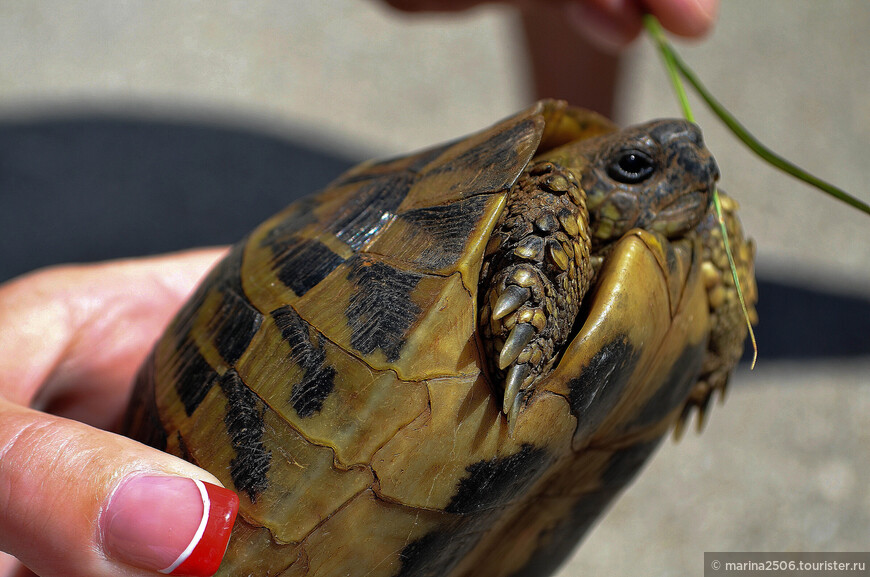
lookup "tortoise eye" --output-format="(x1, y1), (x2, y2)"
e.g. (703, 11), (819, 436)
(607, 150), (656, 184)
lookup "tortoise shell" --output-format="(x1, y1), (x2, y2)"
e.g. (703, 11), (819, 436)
(124, 100), (756, 577)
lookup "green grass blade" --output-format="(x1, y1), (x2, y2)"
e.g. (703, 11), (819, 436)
(713, 192), (758, 369)
(644, 15), (758, 367)
(644, 16), (870, 216)
(643, 15), (694, 122)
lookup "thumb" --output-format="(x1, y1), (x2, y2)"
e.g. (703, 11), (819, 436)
(0, 399), (238, 577)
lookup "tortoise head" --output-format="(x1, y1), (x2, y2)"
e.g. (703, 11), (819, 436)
(545, 119), (719, 247)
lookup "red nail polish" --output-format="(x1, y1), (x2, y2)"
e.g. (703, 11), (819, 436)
(161, 481), (239, 576)
(102, 476), (239, 577)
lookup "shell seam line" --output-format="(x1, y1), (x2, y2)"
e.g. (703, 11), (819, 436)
(210, 294), (437, 474)
(225, 362), (417, 474)
(243, 271), (478, 383)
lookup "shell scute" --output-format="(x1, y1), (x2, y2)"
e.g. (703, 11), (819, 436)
(627, 338), (708, 431)
(176, 369), (375, 544)
(397, 105), (546, 212)
(372, 374), (573, 511)
(292, 257), (478, 380)
(326, 140), (453, 188)
(564, 335), (641, 441)
(477, 439), (661, 577)
(325, 172), (415, 252)
(536, 100), (617, 152)
(363, 193), (505, 285)
(234, 305), (429, 467)
(291, 489), (448, 577)
(372, 374), (519, 511)
(153, 243), (261, 418)
(217, 520), (302, 577)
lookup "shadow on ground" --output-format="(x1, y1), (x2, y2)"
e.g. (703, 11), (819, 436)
(2, 114), (868, 363)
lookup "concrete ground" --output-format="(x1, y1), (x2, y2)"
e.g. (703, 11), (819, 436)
(1, 1), (867, 575)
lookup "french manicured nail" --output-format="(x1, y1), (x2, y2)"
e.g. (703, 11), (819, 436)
(101, 476), (239, 576)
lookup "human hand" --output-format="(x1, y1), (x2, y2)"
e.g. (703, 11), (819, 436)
(383, 0), (719, 50)
(0, 249), (240, 577)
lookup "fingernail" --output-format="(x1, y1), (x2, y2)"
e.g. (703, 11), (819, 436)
(101, 476), (239, 577)
(690, 0), (718, 22)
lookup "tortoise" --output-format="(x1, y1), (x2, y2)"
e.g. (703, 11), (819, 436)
(123, 99), (757, 577)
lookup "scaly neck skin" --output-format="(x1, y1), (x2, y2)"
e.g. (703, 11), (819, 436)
(478, 159), (593, 424)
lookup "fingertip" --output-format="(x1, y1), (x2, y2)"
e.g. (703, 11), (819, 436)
(565, 1), (643, 53)
(688, 0), (719, 29)
(643, 0), (719, 38)
(0, 402), (231, 577)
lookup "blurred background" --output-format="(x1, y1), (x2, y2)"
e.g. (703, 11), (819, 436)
(1, 0), (867, 574)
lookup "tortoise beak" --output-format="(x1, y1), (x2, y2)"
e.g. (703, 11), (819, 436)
(677, 124), (719, 212)
(683, 122), (719, 189)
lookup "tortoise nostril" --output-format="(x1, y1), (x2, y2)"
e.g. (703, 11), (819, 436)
(651, 120), (698, 145)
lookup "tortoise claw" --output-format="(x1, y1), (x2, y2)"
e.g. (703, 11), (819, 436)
(503, 363), (529, 415)
(499, 323), (535, 370)
(492, 285), (530, 320)
(506, 389), (524, 437)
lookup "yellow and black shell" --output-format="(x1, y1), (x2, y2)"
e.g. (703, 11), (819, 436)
(124, 100), (756, 577)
